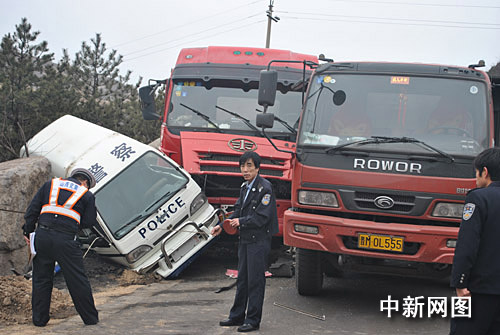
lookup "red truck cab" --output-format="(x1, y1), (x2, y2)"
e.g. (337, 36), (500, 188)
(258, 60), (499, 295)
(140, 46), (318, 235)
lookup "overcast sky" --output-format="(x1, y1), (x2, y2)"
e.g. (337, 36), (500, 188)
(1, 0), (499, 84)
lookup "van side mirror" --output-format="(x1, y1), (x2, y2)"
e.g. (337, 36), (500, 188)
(139, 85), (161, 120)
(258, 70), (278, 107)
(256, 113), (275, 129)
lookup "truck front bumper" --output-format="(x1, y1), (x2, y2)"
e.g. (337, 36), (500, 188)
(284, 210), (459, 264)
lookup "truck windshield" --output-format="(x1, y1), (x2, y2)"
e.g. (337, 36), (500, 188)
(94, 151), (189, 239)
(298, 74), (489, 157)
(166, 79), (303, 136)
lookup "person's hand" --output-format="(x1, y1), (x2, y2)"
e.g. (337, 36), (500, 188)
(22, 223), (33, 238)
(210, 225), (222, 236)
(229, 218), (240, 228)
(456, 288), (471, 297)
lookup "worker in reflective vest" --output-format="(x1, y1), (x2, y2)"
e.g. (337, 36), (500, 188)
(23, 168), (99, 327)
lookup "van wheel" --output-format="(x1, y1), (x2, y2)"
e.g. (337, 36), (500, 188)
(296, 248), (323, 296)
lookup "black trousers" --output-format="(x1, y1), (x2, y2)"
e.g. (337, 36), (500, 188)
(228, 237), (271, 326)
(450, 293), (500, 335)
(32, 227), (98, 326)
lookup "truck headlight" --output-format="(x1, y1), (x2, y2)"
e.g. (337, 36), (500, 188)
(432, 202), (463, 218)
(190, 193), (207, 216)
(126, 245), (152, 263)
(298, 190), (339, 207)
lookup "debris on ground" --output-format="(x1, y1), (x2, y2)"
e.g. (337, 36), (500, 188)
(0, 251), (163, 326)
(0, 274), (75, 326)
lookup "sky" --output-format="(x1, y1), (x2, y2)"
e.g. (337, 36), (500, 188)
(1, 0), (499, 85)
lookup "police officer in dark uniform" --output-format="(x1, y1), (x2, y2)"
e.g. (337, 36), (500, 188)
(211, 151), (278, 332)
(23, 168), (99, 327)
(450, 148), (500, 335)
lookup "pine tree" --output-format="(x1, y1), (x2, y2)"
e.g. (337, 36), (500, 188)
(71, 33), (132, 126)
(69, 33), (158, 143)
(0, 18), (54, 161)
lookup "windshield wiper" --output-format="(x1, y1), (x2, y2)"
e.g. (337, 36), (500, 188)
(145, 191), (173, 212)
(325, 136), (455, 162)
(115, 212), (150, 237)
(179, 103), (222, 132)
(115, 191), (173, 237)
(255, 108), (296, 134)
(215, 105), (261, 133)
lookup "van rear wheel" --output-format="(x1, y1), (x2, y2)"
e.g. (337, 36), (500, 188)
(296, 248), (323, 296)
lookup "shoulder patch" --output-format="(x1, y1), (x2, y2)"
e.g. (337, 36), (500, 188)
(262, 194), (271, 206)
(462, 203), (476, 221)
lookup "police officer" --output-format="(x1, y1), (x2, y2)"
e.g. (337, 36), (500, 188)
(450, 148), (500, 335)
(23, 168), (99, 327)
(211, 151), (278, 332)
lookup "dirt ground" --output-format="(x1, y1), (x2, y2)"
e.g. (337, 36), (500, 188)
(0, 251), (162, 327)
(0, 238), (286, 328)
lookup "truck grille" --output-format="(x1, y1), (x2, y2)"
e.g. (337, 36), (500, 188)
(200, 165), (283, 177)
(199, 153), (285, 177)
(200, 153), (285, 166)
(353, 191), (415, 212)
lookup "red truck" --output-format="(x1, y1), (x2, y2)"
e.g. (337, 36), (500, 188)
(139, 46), (318, 234)
(257, 60), (500, 295)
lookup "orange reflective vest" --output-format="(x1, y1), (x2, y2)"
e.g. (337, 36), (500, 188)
(40, 178), (88, 224)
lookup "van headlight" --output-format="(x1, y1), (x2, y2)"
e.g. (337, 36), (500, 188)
(190, 193), (207, 215)
(126, 245), (152, 263)
(298, 190), (339, 207)
(432, 202), (463, 218)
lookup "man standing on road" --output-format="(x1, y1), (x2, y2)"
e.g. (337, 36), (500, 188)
(211, 151), (278, 332)
(23, 168), (99, 327)
(450, 148), (500, 335)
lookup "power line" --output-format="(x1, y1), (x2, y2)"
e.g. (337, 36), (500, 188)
(324, 0), (500, 9)
(276, 11), (500, 27)
(123, 12), (262, 57)
(280, 15), (500, 30)
(112, 0), (262, 48)
(122, 19), (266, 63)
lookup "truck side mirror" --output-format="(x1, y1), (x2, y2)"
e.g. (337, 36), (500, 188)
(258, 70), (278, 107)
(256, 113), (275, 129)
(333, 90), (346, 106)
(139, 85), (161, 120)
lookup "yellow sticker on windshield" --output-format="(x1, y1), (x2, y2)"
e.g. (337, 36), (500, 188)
(390, 76), (410, 85)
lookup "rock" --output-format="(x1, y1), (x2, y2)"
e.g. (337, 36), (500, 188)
(0, 157), (51, 275)
(0, 247), (30, 276)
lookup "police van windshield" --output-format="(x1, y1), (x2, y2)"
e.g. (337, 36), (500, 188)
(95, 151), (189, 239)
(299, 74), (489, 157)
(166, 79), (303, 136)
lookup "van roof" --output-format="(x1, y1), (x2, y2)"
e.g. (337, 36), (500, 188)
(24, 115), (153, 190)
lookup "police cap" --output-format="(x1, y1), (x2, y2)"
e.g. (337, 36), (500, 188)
(70, 168), (96, 189)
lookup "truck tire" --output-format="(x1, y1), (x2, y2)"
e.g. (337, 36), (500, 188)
(296, 248), (323, 296)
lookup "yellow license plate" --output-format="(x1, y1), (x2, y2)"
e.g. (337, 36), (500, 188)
(358, 233), (404, 252)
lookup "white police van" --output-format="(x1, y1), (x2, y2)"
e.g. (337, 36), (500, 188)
(21, 115), (221, 278)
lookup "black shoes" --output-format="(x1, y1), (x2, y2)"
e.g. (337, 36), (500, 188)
(237, 323), (260, 332)
(219, 318), (244, 326)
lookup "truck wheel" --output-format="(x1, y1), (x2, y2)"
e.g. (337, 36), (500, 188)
(296, 248), (323, 296)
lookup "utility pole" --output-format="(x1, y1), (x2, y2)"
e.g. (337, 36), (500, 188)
(265, 0), (280, 48)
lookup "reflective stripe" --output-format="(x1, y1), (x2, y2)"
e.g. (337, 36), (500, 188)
(41, 205), (82, 222)
(40, 178), (88, 224)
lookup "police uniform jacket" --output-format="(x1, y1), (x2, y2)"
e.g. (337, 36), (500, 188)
(230, 174), (278, 244)
(451, 181), (500, 294)
(23, 177), (98, 236)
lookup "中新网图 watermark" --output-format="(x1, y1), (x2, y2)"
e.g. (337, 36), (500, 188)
(380, 295), (471, 318)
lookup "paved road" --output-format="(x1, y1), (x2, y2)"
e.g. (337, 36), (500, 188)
(3, 244), (453, 335)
